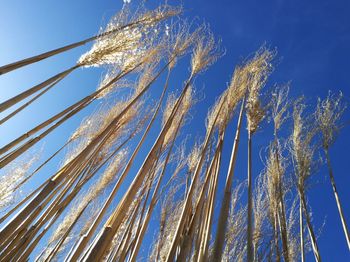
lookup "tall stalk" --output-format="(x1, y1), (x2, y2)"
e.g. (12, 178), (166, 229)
(299, 196), (305, 262)
(212, 99), (245, 262)
(247, 130), (254, 261)
(197, 132), (224, 262)
(324, 149), (350, 249)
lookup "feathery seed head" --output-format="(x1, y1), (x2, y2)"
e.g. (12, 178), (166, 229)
(78, 26), (144, 68)
(264, 141), (286, 215)
(206, 90), (227, 134)
(166, 20), (201, 69)
(187, 142), (201, 173)
(245, 47), (276, 133)
(163, 87), (194, 146)
(190, 25), (223, 75)
(134, 62), (159, 96)
(78, 4), (179, 68)
(226, 66), (248, 109)
(315, 91), (346, 149)
(253, 173), (268, 247)
(291, 99), (317, 188)
(270, 84), (290, 135)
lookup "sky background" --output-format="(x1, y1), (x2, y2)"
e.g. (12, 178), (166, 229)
(0, 0), (350, 261)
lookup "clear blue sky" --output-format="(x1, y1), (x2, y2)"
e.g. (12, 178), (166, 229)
(0, 0), (349, 261)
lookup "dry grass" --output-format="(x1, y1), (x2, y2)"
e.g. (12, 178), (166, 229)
(0, 3), (348, 261)
(315, 91), (346, 149)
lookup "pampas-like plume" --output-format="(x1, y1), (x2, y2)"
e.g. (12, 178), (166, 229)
(166, 20), (201, 69)
(77, 26), (144, 68)
(246, 47), (275, 134)
(190, 25), (223, 76)
(315, 91), (349, 250)
(286, 198), (301, 262)
(264, 141), (289, 261)
(315, 91), (346, 148)
(163, 86), (193, 147)
(271, 85), (290, 136)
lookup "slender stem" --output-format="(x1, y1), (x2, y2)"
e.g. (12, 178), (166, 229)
(247, 130), (253, 262)
(0, 66), (77, 113)
(324, 148), (350, 250)
(299, 194), (305, 262)
(300, 191), (321, 262)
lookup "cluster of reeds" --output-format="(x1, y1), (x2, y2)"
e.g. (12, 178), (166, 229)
(0, 2), (348, 262)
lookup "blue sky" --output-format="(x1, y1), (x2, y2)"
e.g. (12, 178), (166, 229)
(0, 0), (350, 260)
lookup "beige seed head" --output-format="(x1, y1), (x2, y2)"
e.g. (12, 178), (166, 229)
(165, 20), (201, 69)
(315, 91), (346, 149)
(245, 46), (276, 133)
(187, 142), (201, 173)
(291, 99), (317, 188)
(162, 87), (193, 146)
(206, 90), (227, 133)
(190, 25), (223, 75)
(78, 26), (144, 68)
(270, 84), (290, 135)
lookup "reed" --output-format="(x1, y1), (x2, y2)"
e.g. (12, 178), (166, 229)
(315, 91), (350, 250)
(291, 99), (321, 262)
(1, 5), (348, 260)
